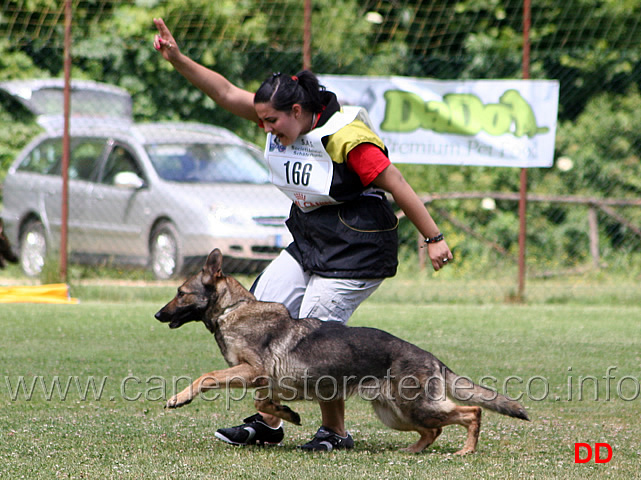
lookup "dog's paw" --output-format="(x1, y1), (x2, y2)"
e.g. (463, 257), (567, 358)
(288, 410), (302, 426)
(278, 405), (301, 425)
(165, 394), (192, 409)
(453, 447), (476, 456)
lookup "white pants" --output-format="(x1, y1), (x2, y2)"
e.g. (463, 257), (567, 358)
(252, 250), (383, 324)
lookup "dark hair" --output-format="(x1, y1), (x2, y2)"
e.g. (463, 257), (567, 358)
(254, 70), (326, 113)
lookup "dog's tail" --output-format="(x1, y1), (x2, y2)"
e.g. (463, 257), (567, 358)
(443, 366), (530, 421)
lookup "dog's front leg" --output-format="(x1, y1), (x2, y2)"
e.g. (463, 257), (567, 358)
(166, 363), (263, 409)
(254, 391), (302, 426)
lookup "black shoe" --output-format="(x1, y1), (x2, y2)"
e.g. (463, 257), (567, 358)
(298, 426), (354, 452)
(214, 413), (284, 446)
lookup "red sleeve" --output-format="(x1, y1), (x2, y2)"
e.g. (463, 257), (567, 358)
(346, 143), (391, 186)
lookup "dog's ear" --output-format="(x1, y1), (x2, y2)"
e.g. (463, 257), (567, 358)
(201, 248), (224, 287)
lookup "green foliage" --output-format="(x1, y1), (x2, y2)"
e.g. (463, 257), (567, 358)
(0, 40), (47, 81)
(0, 108), (41, 183)
(0, 42), (44, 182)
(555, 86), (641, 198)
(0, 40), (47, 177)
(546, 86), (641, 257)
(1, 0), (641, 271)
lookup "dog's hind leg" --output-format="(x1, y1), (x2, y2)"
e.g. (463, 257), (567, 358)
(254, 394), (301, 426)
(387, 400), (481, 454)
(453, 406), (482, 455)
(372, 400), (443, 453)
(402, 427), (443, 454)
(437, 405), (482, 455)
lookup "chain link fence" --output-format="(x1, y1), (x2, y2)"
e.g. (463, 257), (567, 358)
(1, 0), (640, 292)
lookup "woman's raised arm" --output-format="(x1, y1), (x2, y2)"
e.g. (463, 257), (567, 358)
(153, 18), (258, 123)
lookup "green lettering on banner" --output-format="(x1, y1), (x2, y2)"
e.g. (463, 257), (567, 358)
(481, 103), (513, 136)
(500, 89), (548, 138)
(444, 93), (484, 135)
(380, 89), (550, 138)
(381, 90), (423, 132)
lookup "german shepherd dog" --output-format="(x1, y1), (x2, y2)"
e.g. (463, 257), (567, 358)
(0, 219), (18, 269)
(155, 249), (529, 454)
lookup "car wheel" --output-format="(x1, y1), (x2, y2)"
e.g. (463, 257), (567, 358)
(149, 222), (183, 280)
(20, 219), (47, 277)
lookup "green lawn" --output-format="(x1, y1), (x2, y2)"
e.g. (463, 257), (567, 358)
(0, 274), (639, 479)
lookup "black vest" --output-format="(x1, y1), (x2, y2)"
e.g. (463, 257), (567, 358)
(284, 92), (398, 278)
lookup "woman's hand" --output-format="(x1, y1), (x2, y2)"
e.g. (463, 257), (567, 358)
(426, 240), (453, 271)
(153, 18), (180, 62)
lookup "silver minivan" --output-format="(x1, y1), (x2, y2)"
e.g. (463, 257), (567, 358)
(1, 79), (292, 279)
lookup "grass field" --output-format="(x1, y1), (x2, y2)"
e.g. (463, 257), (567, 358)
(1, 273), (640, 479)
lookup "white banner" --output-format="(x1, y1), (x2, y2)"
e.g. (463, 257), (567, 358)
(318, 75), (559, 168)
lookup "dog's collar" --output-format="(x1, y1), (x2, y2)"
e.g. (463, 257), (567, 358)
(203, 298), (252, 334)
(221, 298), (251, 316)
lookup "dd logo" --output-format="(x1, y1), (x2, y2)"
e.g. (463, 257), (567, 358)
(574, 443), (613, 464)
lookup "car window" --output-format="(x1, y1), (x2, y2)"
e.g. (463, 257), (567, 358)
(16, 138), (106, 179)
(17, 138), (61, 174)
(146, 143), (269, 184)
(68, 140), (106, 180)
(101, 145), (142, 185)
(26, 87), (132, 119)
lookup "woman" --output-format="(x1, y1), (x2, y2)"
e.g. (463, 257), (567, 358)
(153, 17), (453, 452)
